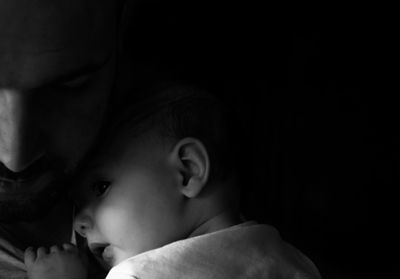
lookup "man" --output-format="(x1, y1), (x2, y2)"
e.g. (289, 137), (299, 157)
(0, 0), (127, 278)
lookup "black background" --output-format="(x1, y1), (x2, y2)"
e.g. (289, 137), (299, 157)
(121, 1), (393, 278)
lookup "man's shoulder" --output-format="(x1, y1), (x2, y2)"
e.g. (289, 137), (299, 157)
(0, 227), (26, 279)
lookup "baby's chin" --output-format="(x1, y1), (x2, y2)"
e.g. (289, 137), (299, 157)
(110, 247), (140, 267)
(111, 240), (172, 267)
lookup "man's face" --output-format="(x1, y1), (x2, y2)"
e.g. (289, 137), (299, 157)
(0, 0), (118, 221)
(73, 133), (187, 268)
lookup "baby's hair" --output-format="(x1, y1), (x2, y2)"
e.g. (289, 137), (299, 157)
(110, 84), (240, 183)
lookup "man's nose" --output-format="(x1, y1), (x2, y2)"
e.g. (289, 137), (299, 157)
(0, 89), (43, 172)
(73, 210), (93, 238)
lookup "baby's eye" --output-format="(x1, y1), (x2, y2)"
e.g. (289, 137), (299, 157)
(92, 181), (111, 197)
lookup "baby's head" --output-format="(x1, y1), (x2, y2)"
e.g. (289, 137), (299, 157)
(72, 85), (240, 268)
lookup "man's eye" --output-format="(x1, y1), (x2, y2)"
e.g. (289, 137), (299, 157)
(40, 75), (91, 95)
(92, 181), (111, 197)
(60, 75), (90, 88)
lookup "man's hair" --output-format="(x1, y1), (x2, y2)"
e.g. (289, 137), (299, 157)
(109, 84), (240, 183)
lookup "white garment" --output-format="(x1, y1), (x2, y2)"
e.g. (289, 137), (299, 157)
(106, 222), (321, 279)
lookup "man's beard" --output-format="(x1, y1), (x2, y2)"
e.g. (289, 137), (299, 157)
(0, 179), (69, 223)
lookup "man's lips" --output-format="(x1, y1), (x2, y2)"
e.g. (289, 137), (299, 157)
(0, 170), (59, 197)
(0, 157), (64, 196)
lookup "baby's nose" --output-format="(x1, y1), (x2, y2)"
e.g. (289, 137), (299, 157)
(73, 212), (93, 238)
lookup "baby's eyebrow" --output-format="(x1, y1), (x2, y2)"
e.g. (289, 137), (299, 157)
(83, 162), (104, 173)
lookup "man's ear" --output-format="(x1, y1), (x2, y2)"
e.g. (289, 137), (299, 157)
(171, 138), (210, 198)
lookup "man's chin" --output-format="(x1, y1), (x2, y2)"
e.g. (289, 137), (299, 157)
(0, 181), (67, 223)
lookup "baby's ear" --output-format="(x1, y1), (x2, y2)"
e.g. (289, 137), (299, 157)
(170, 138), (210, 198)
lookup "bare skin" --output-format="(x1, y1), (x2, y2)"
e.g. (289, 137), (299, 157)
(24, 243), (87, 279)
(0, 0), (118, 251)
(22, 93), (243, 278)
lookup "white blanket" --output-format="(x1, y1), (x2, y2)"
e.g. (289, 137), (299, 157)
(106, 222), (321, 279)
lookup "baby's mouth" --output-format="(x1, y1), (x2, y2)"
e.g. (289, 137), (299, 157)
(88, 243), (114, 267)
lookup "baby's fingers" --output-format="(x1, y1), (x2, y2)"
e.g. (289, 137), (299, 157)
(62, 243), (78, 252)
(50, 245), (61, 253)
(24, 247), (36, 267)
(37, 246), (48, 258)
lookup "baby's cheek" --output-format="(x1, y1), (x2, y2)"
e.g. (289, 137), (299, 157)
(96, 204), (128, 235)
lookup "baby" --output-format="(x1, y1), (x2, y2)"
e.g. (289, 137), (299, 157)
(24, 85), (321, 279)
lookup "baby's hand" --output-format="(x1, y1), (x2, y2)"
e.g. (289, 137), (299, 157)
(24, 243), (87, 279)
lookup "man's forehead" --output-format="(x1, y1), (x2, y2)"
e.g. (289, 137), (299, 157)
(0, 0), (117, 88)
